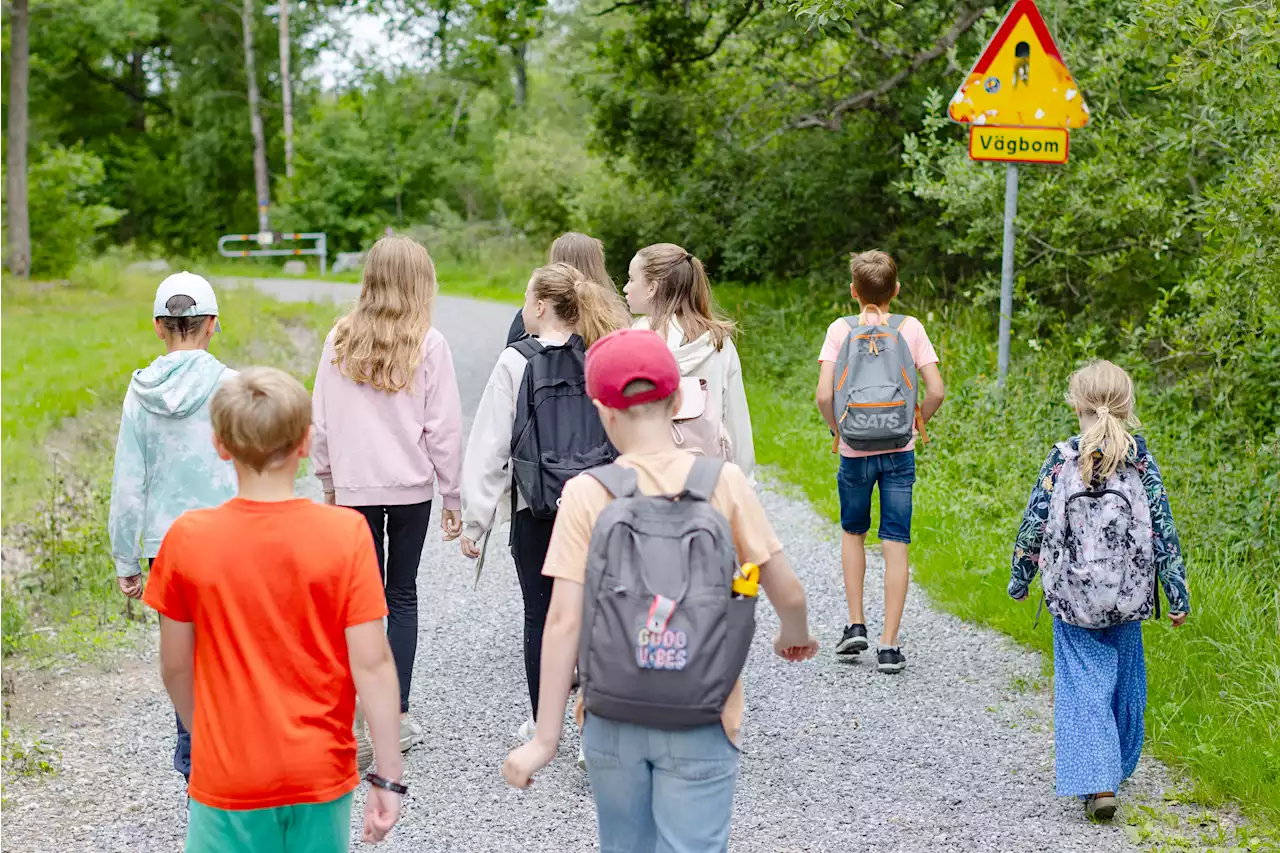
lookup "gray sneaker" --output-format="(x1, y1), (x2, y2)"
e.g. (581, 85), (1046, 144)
(355, 724), (374, 774)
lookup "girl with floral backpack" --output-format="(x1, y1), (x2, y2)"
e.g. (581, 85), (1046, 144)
(1009, 360), (1190, 821)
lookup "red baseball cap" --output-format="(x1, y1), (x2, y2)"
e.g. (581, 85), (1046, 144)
(586, 329), (681, 410)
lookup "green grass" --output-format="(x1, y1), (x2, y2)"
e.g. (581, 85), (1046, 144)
(718, 282), (1279, 828)
(0, 259), (338, 659)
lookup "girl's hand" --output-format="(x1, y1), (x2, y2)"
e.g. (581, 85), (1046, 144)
(1169, 612), (1187, 628)
(774, 633), (819, 662)
(441, 509), (462, 542)
(502, 739), (557, 789)
(460, 536), (481, 559)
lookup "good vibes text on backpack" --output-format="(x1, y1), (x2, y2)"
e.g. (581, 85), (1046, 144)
(1039, 441), (1157, 628)
(510, 336), (616, 519)
(579, 458), (756, 729)
(832, 312), (921, 451)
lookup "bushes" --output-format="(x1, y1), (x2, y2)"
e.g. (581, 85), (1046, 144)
(20, 144), (123, 277)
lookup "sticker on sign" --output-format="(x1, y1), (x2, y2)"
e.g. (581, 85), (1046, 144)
(969, 126), (1068, 164)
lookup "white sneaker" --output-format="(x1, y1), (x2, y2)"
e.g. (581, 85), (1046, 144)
(399, 717), (423, 753)
(577, 746), (587, 771)
(516, 718), (536, 743)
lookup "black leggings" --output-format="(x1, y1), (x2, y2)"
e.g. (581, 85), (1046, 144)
(354, 501), (432, 714)
(510, 510), (556, 720)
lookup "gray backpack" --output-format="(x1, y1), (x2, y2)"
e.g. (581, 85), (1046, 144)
(1039, 441), (1158, 628)
(832, 313), (919, 451)
(579, 458), (757, 729)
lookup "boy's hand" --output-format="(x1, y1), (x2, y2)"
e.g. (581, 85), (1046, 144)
(323, 491), (336, 506)
(118, 574), (144, 599)
(460, 536), (481, 559)
(774, 632), (819, 662)
(441, 510), (462, 542)
(502, 739), (557, 789)
(361, 787), (402, 843)
(1169, 612), (1187, 628)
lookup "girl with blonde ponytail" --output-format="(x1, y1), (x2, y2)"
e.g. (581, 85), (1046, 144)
(460, 262), (625, 761)
(506, 232), (628, 345)
(1008, 360), (1190, 822)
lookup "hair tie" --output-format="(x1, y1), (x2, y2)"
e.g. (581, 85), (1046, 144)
(1095, 406), (1110, 417)
(683, 252), (693, 263)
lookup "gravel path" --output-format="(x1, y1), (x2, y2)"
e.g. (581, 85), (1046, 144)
(2, 279), (1182, 852)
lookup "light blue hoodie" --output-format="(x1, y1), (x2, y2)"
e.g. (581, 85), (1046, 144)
(108, 350), (238, 577)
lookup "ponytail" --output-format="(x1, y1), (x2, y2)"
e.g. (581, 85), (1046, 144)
(530, 262), (628, 348)
(1066, 360), (1140, 484)
(636, 243), (735, 349)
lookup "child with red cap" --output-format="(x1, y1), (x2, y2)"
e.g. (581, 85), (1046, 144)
(501, 328), (818, 853)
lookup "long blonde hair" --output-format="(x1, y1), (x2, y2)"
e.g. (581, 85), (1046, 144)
(1066, 360), (1140, 484)
(636, 243), (735, 350)
(332, 236), (437, 393)
(531, 262), (627, 347)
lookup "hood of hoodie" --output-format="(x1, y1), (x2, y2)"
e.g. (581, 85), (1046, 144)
(130, 350), (229, 418)
(636, 317), (719, 375)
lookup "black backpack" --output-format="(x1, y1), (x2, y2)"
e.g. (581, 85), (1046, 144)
(510, 336), (616, 519)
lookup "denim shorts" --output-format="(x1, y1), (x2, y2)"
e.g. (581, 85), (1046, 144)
(837, 451), (916, 543)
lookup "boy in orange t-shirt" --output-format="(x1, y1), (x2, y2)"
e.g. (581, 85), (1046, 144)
(144, 367), (407, 851)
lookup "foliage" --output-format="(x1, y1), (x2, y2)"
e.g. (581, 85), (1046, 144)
(23, 144), (122, 276)
(1, 724), (60, 778)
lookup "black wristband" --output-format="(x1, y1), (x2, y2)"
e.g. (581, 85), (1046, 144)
(365, 773), (408, 795)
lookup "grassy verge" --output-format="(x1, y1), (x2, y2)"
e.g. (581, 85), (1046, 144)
(720, 283), (1279, 830)
(0, 260), (336, 661)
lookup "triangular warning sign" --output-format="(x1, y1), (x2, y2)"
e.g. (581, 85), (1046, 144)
(948, 0), (1089, 129)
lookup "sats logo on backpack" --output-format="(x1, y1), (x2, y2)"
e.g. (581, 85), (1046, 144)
(636, 627), (689, 671)
(846, 411), (906, 430)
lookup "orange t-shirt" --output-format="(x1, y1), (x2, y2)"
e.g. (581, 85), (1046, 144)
(143, 498), (387, 810)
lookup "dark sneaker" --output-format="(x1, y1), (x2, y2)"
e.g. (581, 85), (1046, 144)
(876, 646), (907, 673)
(836, 624), (869, 656)
(1086, 793), (1118, 821)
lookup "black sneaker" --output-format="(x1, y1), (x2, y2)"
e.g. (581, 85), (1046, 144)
(877, 646), (907, 673)
(836, 624), (869, 656)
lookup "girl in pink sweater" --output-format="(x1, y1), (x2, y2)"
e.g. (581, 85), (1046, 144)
(311, 236), (463, 750)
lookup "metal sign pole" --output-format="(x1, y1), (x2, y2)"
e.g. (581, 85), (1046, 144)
(997, 162), (1019, 389)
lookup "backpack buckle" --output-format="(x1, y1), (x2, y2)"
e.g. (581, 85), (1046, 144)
(646, 595), (677, 633)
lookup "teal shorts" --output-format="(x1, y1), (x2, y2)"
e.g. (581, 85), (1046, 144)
(187, 792), (352, 853)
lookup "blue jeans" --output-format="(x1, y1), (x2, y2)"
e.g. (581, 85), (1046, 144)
(836, 451), (915, 543)
(174, 710), (191, 780)
(583, 715), (740, 853)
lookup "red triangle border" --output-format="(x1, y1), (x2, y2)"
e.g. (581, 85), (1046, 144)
(966, 0), (1065, 77)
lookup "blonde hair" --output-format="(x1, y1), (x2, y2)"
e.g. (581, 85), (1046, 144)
(850, 250), (898, 305)
(636, 243), (735, 350)
(1066, 360), (1140, 484)
(332, 236), (437, 393)
(531, 262), (628, 347)
(211, 367), (312, 473)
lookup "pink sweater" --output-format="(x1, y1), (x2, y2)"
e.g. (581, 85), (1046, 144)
(311, 327), (463, 509)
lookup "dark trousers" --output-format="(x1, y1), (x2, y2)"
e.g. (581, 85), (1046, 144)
(511, 510), (556, 720)
(354, 501), (433, 714)
(174, 711), (190, 780)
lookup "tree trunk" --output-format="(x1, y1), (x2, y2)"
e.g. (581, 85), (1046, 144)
(511, 41), (528, 108)
(279, 0), (294, 180)
(6, 0), (31, 277)
(241, 0), (271, 234)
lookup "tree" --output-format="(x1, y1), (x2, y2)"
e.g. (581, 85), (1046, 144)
(280, 0), (294, 179)
(242, 0), (272, 234)
(6, 0), (31, 276)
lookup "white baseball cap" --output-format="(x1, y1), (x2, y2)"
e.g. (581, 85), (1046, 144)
(154, 271), (221, 331)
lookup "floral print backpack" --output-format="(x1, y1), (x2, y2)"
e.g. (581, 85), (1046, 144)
(1039, 441), (1158, 628)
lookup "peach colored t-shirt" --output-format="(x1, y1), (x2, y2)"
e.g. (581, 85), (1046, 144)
(542, 450), (783, 745)
(818, 313), (939, 458)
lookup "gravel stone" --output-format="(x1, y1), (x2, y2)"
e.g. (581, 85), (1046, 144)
(0, 282), (1182, 852)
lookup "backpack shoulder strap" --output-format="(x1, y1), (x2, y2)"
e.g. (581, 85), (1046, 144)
(588, 464), (638, 499)
(511, 337), (545, 361)
(841, 315), (862, 332)
(890, 314), (911, 330)
(680, 457), (724, 502)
